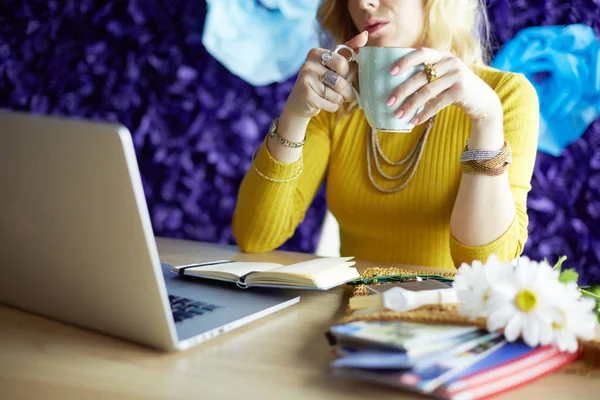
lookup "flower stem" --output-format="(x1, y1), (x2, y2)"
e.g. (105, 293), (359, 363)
(580, 289), (600, 301)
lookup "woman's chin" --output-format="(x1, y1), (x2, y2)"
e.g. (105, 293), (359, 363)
(367, 36), (413, 48)
(367, 36), (388, 47)
(358, 23), (420, 48)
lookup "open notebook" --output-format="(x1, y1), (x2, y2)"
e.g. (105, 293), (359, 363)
(171, 257), (359, 290)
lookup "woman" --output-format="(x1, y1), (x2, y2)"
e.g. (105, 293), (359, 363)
(232, 0), (539, 270)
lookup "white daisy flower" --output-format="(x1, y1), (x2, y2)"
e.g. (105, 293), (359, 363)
(550, 282), (597, 353)
(454, 255), (511, 319)
(485, 257), (558, 347)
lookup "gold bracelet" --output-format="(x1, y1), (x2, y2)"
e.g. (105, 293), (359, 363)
(268, 118), (306, 148)
(460, 141), (512, 176)
(251, 151), (303, 183)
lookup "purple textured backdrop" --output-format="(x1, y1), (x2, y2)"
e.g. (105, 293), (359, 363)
(0, 0), (327, 253)
(0, 0), (598, 283)
(487, 0), (600, 285)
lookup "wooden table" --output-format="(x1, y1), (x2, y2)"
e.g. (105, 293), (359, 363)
(1, 237), (598, 399)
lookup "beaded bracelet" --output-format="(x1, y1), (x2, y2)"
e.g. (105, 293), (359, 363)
(460, 140), (512, 176)
(268, 118), (306, 148)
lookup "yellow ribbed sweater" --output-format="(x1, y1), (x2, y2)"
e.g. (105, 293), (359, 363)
(232, 65), (539, 270)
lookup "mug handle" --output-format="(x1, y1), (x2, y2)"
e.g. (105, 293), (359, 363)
(333, 44), (362, 109)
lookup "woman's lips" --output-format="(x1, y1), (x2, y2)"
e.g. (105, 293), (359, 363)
(365, 21), (388, 34)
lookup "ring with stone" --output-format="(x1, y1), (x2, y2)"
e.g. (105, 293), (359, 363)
(322, 70), (340, 88)
(321, 50), (333, 65)
(424, 62), (440, 83)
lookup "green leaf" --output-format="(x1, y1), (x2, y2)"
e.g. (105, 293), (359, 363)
(552, 255), (568, 271)
(558, 268), (579, 283)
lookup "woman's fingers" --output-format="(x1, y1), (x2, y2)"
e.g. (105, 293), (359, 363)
(305, 74), (341, 113)
(320, 51), (352, 78)
(390, 47), (446, 76)
(308, 47), (353, 78)
(314, 64), (355, 102)
(298, 35), (369, 115)
(321, 82), (345, 105)
(308, 75), (344, 106)
(396, 73), (457, 121)
(388, 56), (458, 107)
(337, 31), (369, 60)
(412, 87), (460, 124)
(345, 31), (369, 51)
(387, 71), (430, 108)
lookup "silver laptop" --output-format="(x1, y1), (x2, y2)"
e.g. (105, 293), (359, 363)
(0, 111), (299, 351)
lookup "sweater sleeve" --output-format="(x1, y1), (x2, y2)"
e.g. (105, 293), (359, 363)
(450, 72), (540, 266)
(232, 111), (333, 252)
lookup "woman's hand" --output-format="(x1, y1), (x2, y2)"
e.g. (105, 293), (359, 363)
(386, 48), (503, 126)
(282, 31), (369, 120)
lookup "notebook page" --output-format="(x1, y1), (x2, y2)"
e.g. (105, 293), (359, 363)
(181, 261), (282, 278)
(268, 257), (355, 277)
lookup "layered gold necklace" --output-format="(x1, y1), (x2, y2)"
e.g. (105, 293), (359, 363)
(366, 117), (435, 193)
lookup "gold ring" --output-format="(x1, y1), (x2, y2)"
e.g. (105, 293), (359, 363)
(424, 63), (440, 83)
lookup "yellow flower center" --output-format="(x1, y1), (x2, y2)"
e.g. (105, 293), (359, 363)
(552, 308), (567, 331)
(514, 289), (538, 312)
(482, 289), (490, 303)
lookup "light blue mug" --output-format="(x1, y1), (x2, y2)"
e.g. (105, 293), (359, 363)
(334, 45), (425, 133)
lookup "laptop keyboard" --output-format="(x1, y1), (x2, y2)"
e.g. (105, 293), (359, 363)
(168, 294), (222, 323)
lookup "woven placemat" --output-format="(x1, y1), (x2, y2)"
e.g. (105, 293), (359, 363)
(334, 267), (600, 376)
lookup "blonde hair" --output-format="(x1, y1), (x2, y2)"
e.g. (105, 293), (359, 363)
(317, 0), (492, 114)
